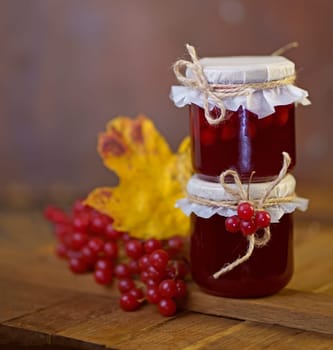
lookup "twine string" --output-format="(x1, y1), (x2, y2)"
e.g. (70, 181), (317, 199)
(186, 152), (292, 279)
(173, 44), (296, 125)
(271, 41), (299, 56)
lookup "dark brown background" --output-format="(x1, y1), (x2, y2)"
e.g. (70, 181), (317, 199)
(0, 0), (332, 208)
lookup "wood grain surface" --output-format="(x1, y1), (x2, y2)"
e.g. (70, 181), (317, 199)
(0, 207), (332, 349)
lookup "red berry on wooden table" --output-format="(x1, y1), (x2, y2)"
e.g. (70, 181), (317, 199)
(94, 268), (113, 285)
(119, 293), (141, 311)
(149, 249), (169, 271)
(158, 298), (177, 317)
(158, 279), (177, 298)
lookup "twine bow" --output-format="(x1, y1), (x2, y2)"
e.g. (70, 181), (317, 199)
(188, 152), (291, 279)
(173, 44), (296, 126)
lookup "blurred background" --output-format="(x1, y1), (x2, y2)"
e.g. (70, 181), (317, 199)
(0, 0), (332, 210)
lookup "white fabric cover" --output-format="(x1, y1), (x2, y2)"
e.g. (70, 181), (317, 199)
(176, 174), (308, 223)
(170, 55), (310, 118)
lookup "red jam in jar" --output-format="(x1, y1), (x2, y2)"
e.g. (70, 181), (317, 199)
(190, 103), (296, 182)
(185, 173), (297, 298)
(190, 213), (293, 298)
(171, 47), (310, 299)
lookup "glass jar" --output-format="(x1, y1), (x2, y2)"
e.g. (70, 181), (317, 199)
(171, 46), (310, 298)
(183, 174), (302, 298)
(190, 103), (296, 182)
(171, 54), (310, 182)
(190, 213), (293, 298)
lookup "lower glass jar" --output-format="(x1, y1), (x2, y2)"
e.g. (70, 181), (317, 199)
(190, 213), (293, 298)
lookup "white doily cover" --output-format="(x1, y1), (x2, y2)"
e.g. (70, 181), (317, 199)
(176, 174), (308, 223)
(170, 85), (310, 118)
(170, 55), (310, 118)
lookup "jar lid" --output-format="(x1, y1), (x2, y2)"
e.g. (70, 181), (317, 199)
(191, 56), (295, 84)
(170, 47), (310, 118)
(176, 174), (308, 222)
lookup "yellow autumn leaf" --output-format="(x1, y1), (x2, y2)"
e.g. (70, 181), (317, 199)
(85, 115), (192, 240)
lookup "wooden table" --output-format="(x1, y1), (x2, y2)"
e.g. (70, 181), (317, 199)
(1, 188), (333, 349)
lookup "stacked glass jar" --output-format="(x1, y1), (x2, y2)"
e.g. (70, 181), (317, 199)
(171, 46), (309, 298)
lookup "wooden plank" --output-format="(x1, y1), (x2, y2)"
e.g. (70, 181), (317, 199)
(187, 286), (333, 335)
(180, 321), (333, 350)
(1, 211), (333, 348)
(115, 312), (239, 350)
(0, 324), (105, 349)
(3, 293), (118, 334)
(57, 304), (185, 348)
(1, 293), (118, 349)
(290, 223), (333, 293)
(0, 249), (113, 298)
(0, 278), (75, 322)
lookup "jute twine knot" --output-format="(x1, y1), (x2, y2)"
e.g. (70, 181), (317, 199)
(173, 44), (297, 126)
(187, 152), (292, 279)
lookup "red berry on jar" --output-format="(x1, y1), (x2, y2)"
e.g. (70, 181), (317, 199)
(240, 219), (257, 236)
(201, 128), (217, 146)
(275, 108), (289, 126)
(255, 210), (271, 228)
(225, 215), (240, 233)
(220, 124), (237, 141)
(237, 202), (255, 220)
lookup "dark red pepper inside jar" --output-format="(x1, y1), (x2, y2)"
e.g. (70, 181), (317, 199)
(189, 103), (296, 182)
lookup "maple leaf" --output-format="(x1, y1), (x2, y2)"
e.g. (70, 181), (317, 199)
(85, 115), (191, 240)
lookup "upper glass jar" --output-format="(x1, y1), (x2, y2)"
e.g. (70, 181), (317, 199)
(171, 51), (310, 181)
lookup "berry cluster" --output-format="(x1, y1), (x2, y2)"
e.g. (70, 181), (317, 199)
(225, 201), (271, 236)
(118, 242), (188, 316)
(44, 201), (189, 317)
